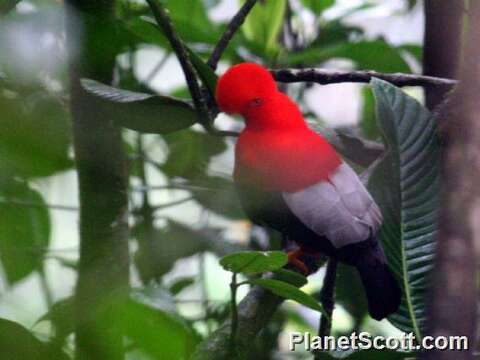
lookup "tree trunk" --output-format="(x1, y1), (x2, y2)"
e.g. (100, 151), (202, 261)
(424, 3), (480, 359)
(423, 1), (463, 110)
(65, 2), (130, 359)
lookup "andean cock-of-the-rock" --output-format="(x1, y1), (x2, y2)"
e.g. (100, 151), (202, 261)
(215, 62), (401, 320)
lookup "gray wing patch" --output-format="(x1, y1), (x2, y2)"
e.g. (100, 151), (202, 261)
(282, 163), (382, 248)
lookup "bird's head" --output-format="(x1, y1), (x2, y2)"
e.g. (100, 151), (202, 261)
(215, 63), (277, 115)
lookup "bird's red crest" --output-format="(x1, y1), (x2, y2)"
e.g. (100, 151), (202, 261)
(215, 63), (277, 114)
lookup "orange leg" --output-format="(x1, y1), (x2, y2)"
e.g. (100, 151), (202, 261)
(287, 248), (310, 275)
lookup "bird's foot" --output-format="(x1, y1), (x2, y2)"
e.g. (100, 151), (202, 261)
(286, 248), (322, 276)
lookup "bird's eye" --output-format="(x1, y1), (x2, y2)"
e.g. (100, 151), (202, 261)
(250, 98), (263, 107)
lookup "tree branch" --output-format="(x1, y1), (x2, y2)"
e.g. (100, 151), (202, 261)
(145, 0), (211, 127)
(207, 0), (258, 70)
(191, 273), (292, 360)
(271, 68), (458, 88)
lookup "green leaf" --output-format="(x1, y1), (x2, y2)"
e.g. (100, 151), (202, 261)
(311, 20), (364, 47)
(399, 43), (423, 63)
(0, 181), (50, 284)
(118, 299), (199, 359)
(250, 278), (327, 317)
(0, 318), (70, 360)
(133, 220), (210, 282)
(124, 17), (170, 49)
(36, 297), (74, 340)
(219, 251), (288, 275)
(241, 0), (286, 57)
(0, 94), (72, 178)
(186, 47), (218, 97)
(81, 79), (197, 134)
(287, 40), (411, 73)
(273, 268), (308, 287)
(162, 0), (219, 44)
(301, 0), (335, 14)
(122, 18), (219, 99)
(368, 78), (439, 339)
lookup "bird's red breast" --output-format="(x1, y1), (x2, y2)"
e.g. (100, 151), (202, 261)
(234, 93), (341, 192)
(215, 62), (341, 192)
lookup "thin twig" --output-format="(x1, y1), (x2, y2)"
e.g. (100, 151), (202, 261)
(144, 52), (170, 84)
(319, 259), (338, 336)
(229, 272), (239, 352)
(199, 253), (212, 334)
(145, 0), (211, 127)
(272, 68), (458, 88)
(314, 259), (338, 359)
(207, 0), (258, 70)
(151, 196), (193, 211)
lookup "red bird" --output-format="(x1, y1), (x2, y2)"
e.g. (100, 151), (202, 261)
(216, 63), (401, 320)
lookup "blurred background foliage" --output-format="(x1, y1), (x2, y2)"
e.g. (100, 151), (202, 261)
(0, 0), (434, 359)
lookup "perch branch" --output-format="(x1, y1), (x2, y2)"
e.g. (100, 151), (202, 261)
(207, 0), (258, 70)
(145, 0), (211, 127)
(272, 68), (458, 88)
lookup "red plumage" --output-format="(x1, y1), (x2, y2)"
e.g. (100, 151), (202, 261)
(216, 63), (341, 192)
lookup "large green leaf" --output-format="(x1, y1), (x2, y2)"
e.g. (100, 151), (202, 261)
(368, 78), (439, 339)
(81, 79), (197, 134)
(162, 0), (219, 44)
(119, 299), (199, 360)
(0, 181), (50, 284)
(286, 40), (411, 73)
(241, 0), (286, 58)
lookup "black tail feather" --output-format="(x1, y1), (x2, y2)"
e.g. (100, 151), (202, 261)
(356, 252), (402, 320)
